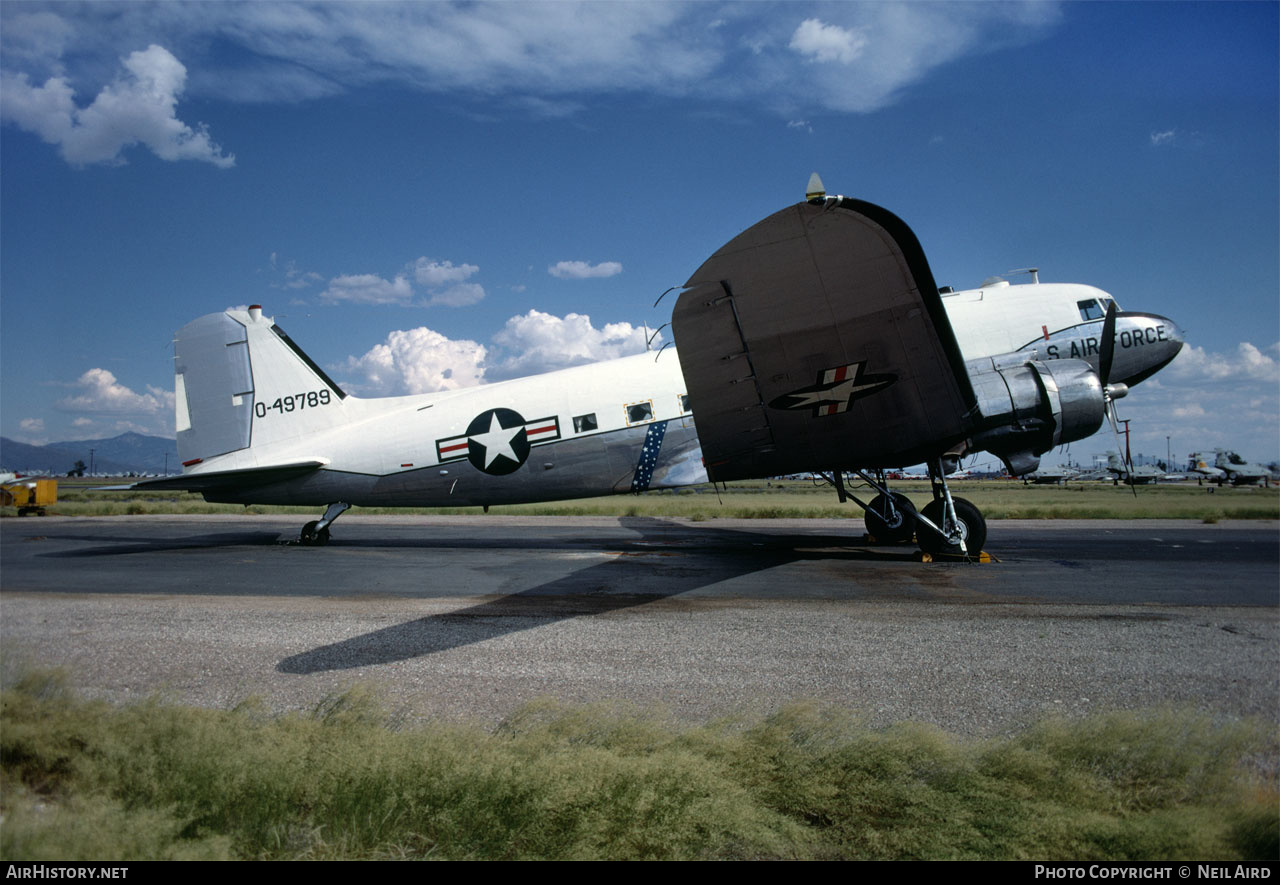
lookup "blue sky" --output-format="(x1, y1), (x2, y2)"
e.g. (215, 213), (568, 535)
(2, 1), (1277, 470)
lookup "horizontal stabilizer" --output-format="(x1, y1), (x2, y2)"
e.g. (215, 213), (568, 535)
(125, 460), (327, 492)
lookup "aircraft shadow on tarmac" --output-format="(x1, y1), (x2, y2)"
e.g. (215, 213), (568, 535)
(37, 532), (290, 556)
(276, 517), (927, 675)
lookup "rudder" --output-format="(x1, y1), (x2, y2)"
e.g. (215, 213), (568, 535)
(174, 306), (347, 465)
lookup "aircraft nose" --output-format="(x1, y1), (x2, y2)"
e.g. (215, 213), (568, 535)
(1110, 312), (1185, 387)
(1154, 314), (1186, 362)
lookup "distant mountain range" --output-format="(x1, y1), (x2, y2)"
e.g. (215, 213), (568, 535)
(0, 432), (178, 476)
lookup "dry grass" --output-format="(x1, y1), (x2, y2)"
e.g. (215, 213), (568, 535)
(2, 667), (1274, 861)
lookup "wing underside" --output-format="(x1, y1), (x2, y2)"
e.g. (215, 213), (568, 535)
(673, 197), (975, 480)
(127, 460), (326, 493)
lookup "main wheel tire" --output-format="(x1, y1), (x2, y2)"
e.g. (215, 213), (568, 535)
(300, 521), (330, 546)
(864, 493), (915, 544)
(918, 497), (986, 555)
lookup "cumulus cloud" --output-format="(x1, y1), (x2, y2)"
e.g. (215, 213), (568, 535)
(19, 417), (45, 434)
(319, 273), (413, 305)
(425, 283), (486, 308)
(548, 260), (623, 280)
(778, 3), (1061, 113)
(412, 258), (486, 306)
(335, 309), (655, 394)
(56, 368), (174, 419)
(283, 271), (324, 290)
(1, 10), (74, 74)
(1106, 341), (1280, 464)
(488, 310), (652, 379)
(789, 19), (867, 64)
(0, 44), (234, 167)
(338, 327), (487, 396)
(1150, 129), (1176, 147)
(314, 259), (486, 307)
(0, 3), (1062, 119)
(411, 258), (479, 287)
(1162, 342), (1280, 385)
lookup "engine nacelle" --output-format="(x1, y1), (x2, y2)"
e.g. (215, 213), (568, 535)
(964, 356), (1105, 475)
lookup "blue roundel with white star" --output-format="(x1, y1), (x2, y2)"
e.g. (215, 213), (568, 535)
(465, 408), (531, 475)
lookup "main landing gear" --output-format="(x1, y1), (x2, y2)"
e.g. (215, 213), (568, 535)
(831, 461), (987, 558)
(298, 501), (350, 546)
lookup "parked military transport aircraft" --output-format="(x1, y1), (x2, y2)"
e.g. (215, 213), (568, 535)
(128, 179), (1185, 555)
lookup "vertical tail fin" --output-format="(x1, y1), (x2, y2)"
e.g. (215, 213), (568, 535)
(174, 306), (348, 465)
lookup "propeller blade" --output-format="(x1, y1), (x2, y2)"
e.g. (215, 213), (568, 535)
(1098, 301), (1117, 387)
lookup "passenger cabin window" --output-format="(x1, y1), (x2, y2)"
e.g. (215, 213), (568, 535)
(573, 413), (598, 433)
(1077, 299), (1103, 321)
(625, 401), (654, 425)
(679, 394), (690, 413)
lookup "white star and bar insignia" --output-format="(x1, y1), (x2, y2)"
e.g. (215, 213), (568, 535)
(768, 361), (896, 417)
(435, 408), (561, 476)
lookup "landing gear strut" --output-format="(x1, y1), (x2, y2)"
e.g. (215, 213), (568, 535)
(907, 458), (984, 556)
(299, 501), (350, 546)
(832, 463), (987, 558)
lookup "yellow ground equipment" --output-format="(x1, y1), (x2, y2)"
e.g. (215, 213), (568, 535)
(2, 478), (57, 516)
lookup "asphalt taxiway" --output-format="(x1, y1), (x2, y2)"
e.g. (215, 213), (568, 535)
(2, 515), (1276, 734)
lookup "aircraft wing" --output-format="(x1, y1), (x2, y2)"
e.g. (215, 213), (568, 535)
(122, 460), (327, 492)
(674, 197), (975, 481)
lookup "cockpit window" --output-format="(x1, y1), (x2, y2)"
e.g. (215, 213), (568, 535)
(1077, 299), (1103, 321)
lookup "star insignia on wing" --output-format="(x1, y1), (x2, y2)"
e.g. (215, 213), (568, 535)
(768, 361), (897, 417)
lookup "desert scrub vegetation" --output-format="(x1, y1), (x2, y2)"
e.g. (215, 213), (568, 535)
(2, 669), (1275, 860)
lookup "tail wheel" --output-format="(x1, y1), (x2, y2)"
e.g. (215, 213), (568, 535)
(918, 497), (986, 555)
(864, 493), (915, 544)
(300, 521), (331, 547)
